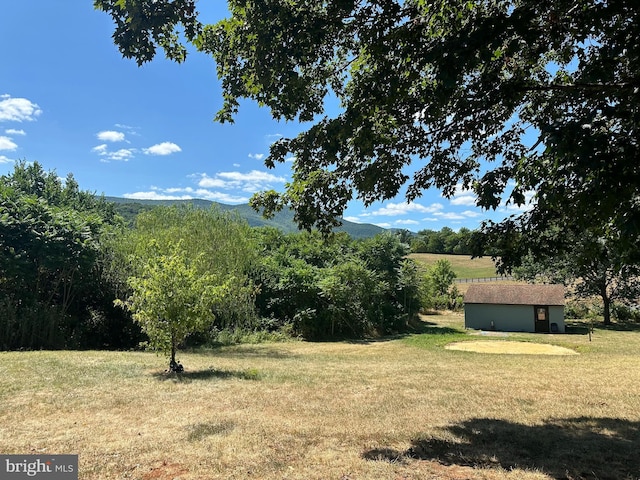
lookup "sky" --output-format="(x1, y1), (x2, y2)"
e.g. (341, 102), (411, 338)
(0, 1), (530, 232)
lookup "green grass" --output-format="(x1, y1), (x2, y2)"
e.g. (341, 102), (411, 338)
(408, 253), (500, 278)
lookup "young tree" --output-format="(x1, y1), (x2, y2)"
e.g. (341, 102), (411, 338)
(423, 259), (460, 310)
(116, 240), (227, 369)
(113, 205), (258, 332)
(96, 0), (640, 260)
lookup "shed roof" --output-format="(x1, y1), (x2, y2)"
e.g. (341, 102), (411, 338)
(464, 284), (565, 306)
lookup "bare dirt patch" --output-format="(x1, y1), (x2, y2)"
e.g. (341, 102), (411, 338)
(445, 340), (578, 355)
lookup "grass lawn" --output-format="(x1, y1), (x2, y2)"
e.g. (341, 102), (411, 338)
(2, 314), (640, 479)
(408, 253), (501, 279)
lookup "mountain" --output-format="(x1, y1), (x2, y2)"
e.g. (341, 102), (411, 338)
(104, 197), (388, 239)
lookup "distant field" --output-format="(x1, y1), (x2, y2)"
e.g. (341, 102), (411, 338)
(408, 253), (500, 279)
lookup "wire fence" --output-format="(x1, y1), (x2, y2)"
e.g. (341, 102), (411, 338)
(455, 276), (515, 283)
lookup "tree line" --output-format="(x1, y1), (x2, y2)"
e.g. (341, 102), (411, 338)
(1, 162), (463, 364)
(408, 227), (477, 255)
(3, 161), (637, 366)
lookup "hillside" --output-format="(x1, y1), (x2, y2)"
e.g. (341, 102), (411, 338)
(105, 196), (387, 239)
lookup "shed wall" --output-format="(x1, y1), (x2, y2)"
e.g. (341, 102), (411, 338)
(464, 304), (565, 333)
(549, 306), (565, 332)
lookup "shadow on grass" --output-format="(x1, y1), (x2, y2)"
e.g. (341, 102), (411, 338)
(565, 319), (640, 334)
(599, 320), (640, 332)
(564, 322), (592, 335)
(347, 316), (465, 345)
(363, 416), (640, 479)
(185, 420), (235, 441)
(194, 345), (296, 359)
(153, 367), (262, 382)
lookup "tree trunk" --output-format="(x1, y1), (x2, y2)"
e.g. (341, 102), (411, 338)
(170, 332), (177, 366)
(601, 285), (612, 325)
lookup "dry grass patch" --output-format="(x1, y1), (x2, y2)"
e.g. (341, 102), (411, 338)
(1, 314), (640, 479)
(445, 340), (579, 355)
(408, 253), (499, 278)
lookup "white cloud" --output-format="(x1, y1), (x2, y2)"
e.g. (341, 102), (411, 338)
(123, 191), (194, 201)
(97, 130), (125, 142)
(433, 210), (483, 221)
(125, 169), (286, 207)
(0, 155), (14, 164)
(0, 95), (42, 122)
(114, 124), (140, 135)
(434, 212), (467, 221)
(462, 210), (482, 217)
(92, 144), (107, 154)
(449, 184), (477, 206)
(198, 191), (250, 204)
(502, 193), (536, 213)
(107, 149), (136, 161)
(266, 133), (283, 142)
(343, 216), (363, 224)
(5, 128), (25, 136)
(196, 174), (227, 188)
(217, 170), (285, 184)
(92, 144), (136, 162)
(248, 153), (265, 160)
(370, 201), (444, 216)
(0, 136), (18, 151)
(373, 222), (392, 228)
(143, 142), (182, 156)
(123, 188), (249, 204)
(450, 195), (477, 206)
(433, 210), (482, 220)
(194, 170), (286, 193)
(394, 219), (420, 226)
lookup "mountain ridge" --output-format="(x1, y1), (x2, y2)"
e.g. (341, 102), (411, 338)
(105, 196), (390, 239)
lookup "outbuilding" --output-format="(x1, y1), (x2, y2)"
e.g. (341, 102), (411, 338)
(464, 284), (565, 333)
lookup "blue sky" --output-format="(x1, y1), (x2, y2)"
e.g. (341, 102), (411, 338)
(0, 1), (530, 232)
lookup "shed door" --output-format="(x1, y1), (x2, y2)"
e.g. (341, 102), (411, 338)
(534, 306), (550, 333)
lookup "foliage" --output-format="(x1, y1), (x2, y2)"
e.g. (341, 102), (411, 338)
(611, 304), (640, 323)
(512, 227), (640, 325)
(319, 259), (386, 337)
(107, 204), (262, 362)
(112, 204), (259, 333)
(0, 161), (133, 350)
(252, 229), (421, 339)
(94, 0), (201, 65)
(115, 240), (227, 365)
(208, 326), (294, 346)
(97, 0), (639, 263)
(421, 259), (461, 311)
(410, 227), (475, 255)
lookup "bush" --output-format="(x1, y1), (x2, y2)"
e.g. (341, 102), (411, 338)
(208, 326), (294, 346)
(612, 303), (640, 322)
(252, 230), (422, 340)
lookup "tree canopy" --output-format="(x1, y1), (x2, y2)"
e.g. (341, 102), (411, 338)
(0, 161), (132, 349)
(96, 0), (639, 254)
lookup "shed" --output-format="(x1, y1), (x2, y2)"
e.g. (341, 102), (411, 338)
(464, 284), (565, 333)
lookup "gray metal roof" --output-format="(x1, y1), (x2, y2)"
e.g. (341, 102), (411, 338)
(464, 284), (565, 306)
